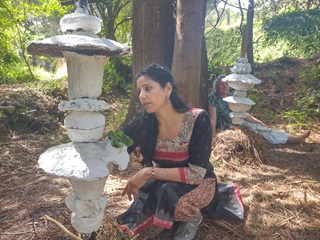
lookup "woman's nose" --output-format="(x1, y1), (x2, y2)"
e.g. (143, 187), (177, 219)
(139, 91), (146, 99)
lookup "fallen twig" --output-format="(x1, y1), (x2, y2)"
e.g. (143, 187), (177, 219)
(0, 231), (33, 235)
(44, 215), (82, 240)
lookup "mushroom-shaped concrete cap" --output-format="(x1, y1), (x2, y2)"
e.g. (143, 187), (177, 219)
(223, 73), (261, 91)
(223, 73), (261, 85)
(27, 34), (130, 58)
(38, 142), (130, 181)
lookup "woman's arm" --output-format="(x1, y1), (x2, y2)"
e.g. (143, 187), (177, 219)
(122, 167), (181, 200)
(208, 106), (217, 136)
(244, 113), (266, 126)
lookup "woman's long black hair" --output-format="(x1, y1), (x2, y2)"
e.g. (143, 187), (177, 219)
(129, 63), (190, 166)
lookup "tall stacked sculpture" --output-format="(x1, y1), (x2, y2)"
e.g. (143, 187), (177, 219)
(222, 25), (261, 124)
(27, 0), (130, 234)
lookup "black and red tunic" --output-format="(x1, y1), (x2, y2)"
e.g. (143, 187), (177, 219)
(117, 108), (219, 237)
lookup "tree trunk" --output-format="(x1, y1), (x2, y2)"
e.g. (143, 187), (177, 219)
(123, 0), (175, 125)
(200, 0), (209, 110)
(226, 9), (230, 26)
(247, 0), (255, 73)
(171, 0), (205, 108)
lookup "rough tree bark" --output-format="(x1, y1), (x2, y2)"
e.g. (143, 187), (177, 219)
(247, 0), (255, 72)
(123, 0), (175, 125)
(200, 0), (209, 110)
(171, 0), (206, 108)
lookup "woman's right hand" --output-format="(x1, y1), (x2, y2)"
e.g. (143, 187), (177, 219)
(122, 167), (152, 201)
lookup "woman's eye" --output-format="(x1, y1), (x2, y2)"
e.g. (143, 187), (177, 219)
(145, 86), (152, 91)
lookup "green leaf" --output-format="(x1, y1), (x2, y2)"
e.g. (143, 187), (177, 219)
(121, 134), (134, 147)
(107, 130), (133, 148)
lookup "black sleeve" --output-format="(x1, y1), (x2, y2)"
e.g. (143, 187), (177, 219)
(188, 110), (213, 169)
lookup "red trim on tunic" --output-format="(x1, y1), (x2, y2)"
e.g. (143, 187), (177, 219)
(118, 215), (154, 237)
(118, 215), (174, 237)
(153, 216), (173, 229)
(233, 183), (244, 211)
(154, 150), (189, 161)
(179, 167), (189, 184)
(118, 224), (135, 236)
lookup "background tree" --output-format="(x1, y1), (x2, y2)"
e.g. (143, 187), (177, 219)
(88, 0), (132, 41)
(124, 0), (209, 123)
(171, 0), (207, 108)
(123, 0), (175, 124)
(247, 0), (255, 72)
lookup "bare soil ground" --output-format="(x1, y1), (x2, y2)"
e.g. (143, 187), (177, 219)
(0, 57), (320, 240)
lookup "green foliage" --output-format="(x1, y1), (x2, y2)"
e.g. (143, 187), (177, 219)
(206, 27), (242, 69)
(247, 88), (276, 121)
(255, 0), (320, 21)
(0, 0), (70, 84)
(246, 87), (259, 103)
(107, 130), (133, 148)
(114, 0), (133, 44)
(0, 63), (36, 84)
(103, 56), (132, 94)
(282, 64), (320, 125)
(92, 0), (132, 42)
(211, 159), (223, 166)
(105, 98), (129, 132)
(299, 62), (320, 87)
(29, 77), (67, 94)
(262, 9), (320, 58)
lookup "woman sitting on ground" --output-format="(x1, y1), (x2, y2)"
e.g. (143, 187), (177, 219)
(117, 64), (220, 240)
(208, 75), (310, 144)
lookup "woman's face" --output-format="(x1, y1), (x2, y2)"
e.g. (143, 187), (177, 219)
(137, 75), (170, 113)
(216, 80), (230, 95)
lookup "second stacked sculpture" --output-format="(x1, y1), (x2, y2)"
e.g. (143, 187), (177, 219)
(223, 57), (261, 124)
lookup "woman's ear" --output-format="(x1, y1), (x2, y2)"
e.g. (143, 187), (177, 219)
(165, 82), (172, 95)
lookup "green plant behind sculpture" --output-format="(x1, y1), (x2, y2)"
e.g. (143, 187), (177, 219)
(103, 57), (132, 94)
(107, 130), (133, 148)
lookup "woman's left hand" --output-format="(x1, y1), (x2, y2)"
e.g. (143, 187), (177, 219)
(122, 168), (151, 201)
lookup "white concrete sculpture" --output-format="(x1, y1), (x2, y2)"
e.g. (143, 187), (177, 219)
(223, 57), (261, 124)
(27, 0), (130, 234)
(222, 26), (261, 124)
